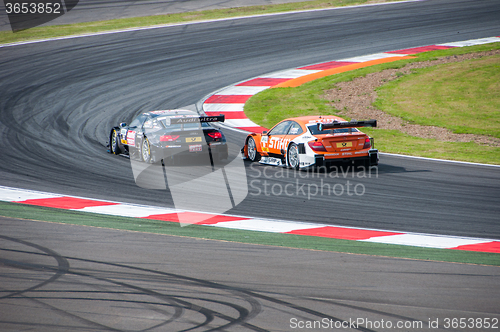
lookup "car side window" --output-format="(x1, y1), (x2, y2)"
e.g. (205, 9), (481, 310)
(287, 121), (303, 135)
(129, 114), (147, 128)
(143, 117), (162, 131)
(268, 121), (292, 135)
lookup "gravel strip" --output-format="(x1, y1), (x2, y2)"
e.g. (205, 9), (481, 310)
(323, 50), (500, 146)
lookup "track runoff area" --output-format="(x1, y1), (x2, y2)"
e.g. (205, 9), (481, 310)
(2, 36), (500, 256)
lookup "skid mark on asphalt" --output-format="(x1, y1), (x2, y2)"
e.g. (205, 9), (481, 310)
(0, 235), (393, 331)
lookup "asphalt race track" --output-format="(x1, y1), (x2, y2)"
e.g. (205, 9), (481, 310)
(0, 0), (500, 330)
(0, 0), (499, 238)
(1, 216), (500, 331)
(0, 0), (312, 31)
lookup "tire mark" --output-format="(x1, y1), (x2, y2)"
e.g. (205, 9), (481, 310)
(0, 235), (69, 299)
(0, 237), (428, 331)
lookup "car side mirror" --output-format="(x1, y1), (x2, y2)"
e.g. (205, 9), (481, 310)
(262, 131), (268, 135)
(119, 122), (127, 127)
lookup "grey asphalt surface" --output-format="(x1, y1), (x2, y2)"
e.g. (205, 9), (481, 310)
(0, 0), (315, 31)
(0, 0), (499, 238)
(1, 216), (499, 331)
(0, 1), (500, 331)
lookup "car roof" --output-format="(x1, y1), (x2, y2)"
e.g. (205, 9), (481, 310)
(284, 115), (347, 125)
(145, 109), (197, 118)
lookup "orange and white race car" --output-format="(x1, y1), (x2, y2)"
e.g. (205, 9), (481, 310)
(242, 115), (378, 169)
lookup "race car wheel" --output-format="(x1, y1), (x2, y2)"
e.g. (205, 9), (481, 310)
(110, 129), (121, 155)
(247, 137), (261, 162)
(141, 137), (152, 163)
(287, 143), (300, 170)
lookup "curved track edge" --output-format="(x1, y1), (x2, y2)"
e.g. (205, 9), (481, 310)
(198, 36), (500, 166)
(1, 185), (498, 254)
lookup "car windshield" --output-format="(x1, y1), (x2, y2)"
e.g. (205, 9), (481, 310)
(307, 125), (359, 135)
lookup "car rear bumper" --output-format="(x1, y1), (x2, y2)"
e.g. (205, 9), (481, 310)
(152, 143), (228, 164)
(314, 149), (379, 167)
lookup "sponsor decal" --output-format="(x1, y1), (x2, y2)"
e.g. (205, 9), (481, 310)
(165, 115), (224, 125)
(175, 117), (201, 123)
(260, 135), (269, 152)
(263, 137), (290, 151)
(307, 117), (341, 124)
(189, 144), (203, 152)
(186, 137), (202, 143)
(126, 130), (136, 147)
(260, 156), (283, 166)
(337, 142), (352, 148)
(150, 110), (178, 114)
(120, 128), (127, 144)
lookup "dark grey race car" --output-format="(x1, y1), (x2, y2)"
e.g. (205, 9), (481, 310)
(109, 109), (228, 164)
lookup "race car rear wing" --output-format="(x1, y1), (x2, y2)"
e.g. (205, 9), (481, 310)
(167, 115), (225, 125)
(317, 119), (377, 131)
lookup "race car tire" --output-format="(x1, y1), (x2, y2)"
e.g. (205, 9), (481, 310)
(287, 143), (300, 170)
(109, 129), (122, 155)
(247, 137), (261, 162)
(141, 137), (152, 163)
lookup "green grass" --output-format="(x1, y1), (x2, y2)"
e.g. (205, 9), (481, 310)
(0, 0), (395, 45)
(375, 55), (500, 138)
(1, 201), (498, 265)
(244, 83), (334, 127)
(363, 128), (500, 164)
(244, 43), (500, 164)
